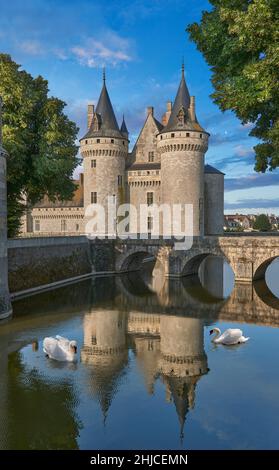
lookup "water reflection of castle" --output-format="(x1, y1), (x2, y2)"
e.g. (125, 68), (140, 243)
(81, 310), (208, 438)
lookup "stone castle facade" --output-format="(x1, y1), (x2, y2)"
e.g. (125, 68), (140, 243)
(21, 66), (224, 237)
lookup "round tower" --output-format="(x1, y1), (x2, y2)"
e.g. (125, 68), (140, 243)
(80, 71), (129, 236)
(0, 97), (12, 320)
(157, 65), (209, 237)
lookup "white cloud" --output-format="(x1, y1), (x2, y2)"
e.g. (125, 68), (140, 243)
(19, 40), (45, 56)
(71, 32), (133, 68)
(234, 145), (254, 157)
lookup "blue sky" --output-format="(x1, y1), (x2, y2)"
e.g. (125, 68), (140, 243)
(0, 0), (278, 214)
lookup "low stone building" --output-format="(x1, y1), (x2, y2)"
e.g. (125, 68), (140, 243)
(21, 65), (224, 237)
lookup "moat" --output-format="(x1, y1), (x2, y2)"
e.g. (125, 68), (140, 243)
(0, 257), (279, 450)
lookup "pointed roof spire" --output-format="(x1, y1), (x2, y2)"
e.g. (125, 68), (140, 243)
(120, 114), (128, 135)
(162, 64), (191, 132)
(81, 69), (126, 140)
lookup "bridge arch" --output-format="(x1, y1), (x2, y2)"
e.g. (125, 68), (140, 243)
(180, 249), (229, 277)
(253, 256), (279, 281)
(115, 246), (160, 273)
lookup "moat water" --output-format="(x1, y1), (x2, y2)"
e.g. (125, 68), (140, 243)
(0, 257), (279, 450)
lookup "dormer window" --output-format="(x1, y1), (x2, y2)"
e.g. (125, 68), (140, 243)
(148, 151), (154, 162)
(111, 139), (114, 143)
(177, 106), (187, 126)
(93, 112), (102, 131)
(171, 133), (175, 138)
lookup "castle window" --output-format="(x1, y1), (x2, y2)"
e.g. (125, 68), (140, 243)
(61, 220), (67, 232)
(148, 151), (154, 162)
(171, 133), (175, 138)
(118, 175), (123, 187)
(91, 192), (97, 204)
(85, 140), (88, 144)
(147, 192), (153, 206)
(111, 139), (114, 144)
(186, 133), (190, 137)
(147, 216), (153, 232)
(96, 139), (100, 143)
(200, 133), (203, 138)
(91, 336), (97, 345)
(91, 159), (96, 168)
(123, 141), (125, 145)
(160, 135), (163, 140)
(34, 220), (40, 232)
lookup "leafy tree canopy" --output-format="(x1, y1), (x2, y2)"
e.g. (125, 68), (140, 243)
(253, 213), (272, 231)
(187, 0), (279, 172)
(0, 54), (79, 237)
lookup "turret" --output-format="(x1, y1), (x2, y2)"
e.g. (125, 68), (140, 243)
(80, 70), (129, 236)
(157, 64), (209, 237)
(0, 97), (12, 320)
(120, 115), (129, 140)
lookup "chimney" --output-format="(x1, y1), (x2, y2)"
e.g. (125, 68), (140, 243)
(189, 96), (195, 121)
(147, 106), (154, 117)
(167, 101), (172, 113)
(87, 104), (94, 129)
(162, 101), (172, 126)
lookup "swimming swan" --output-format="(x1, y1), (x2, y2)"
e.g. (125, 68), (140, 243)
(210, 328), (249, 345)
(43, 335), (78, 362)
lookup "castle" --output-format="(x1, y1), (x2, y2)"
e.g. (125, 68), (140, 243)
(21, 65), (224, 237)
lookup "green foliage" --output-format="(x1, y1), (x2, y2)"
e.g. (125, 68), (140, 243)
(187, 0), (279, 171)
(0, 54), (79, 237)
(253, 213), (272, 231)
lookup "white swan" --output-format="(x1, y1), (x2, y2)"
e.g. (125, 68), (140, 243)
(43, 335), (78, 362)
(210, 327), (249, 345)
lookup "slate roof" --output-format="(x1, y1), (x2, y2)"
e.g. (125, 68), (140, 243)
(81, 76), (126, 140)
(204, 164), (225, 175)
(34, 177), (84, 208)
(161, 66), (206, 134)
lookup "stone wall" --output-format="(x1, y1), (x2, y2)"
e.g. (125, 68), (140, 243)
(204, 173), (224, 235)
(7, 236), (118, 294)
(8, 237), (92, 293)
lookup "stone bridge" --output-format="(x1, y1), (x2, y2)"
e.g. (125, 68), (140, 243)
(113, 234), (279, 283)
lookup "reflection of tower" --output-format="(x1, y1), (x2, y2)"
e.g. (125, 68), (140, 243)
(128, 312), (161, 394)
(81, 310), (128, 422)
(159, 316), (208, 440)
(199, 256), (224, 299)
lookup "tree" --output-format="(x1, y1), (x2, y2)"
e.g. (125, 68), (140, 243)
(0, 54), (79, 237)
(187, 0), (279, 172)
(253, 213), (272, 231)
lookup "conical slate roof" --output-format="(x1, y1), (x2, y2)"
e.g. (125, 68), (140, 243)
(81, 72), (125, 140)
(120, 115), (128, 135)
(164, 66), (190, 132)
(95, 80), (119, 132)
(161, 65), (206, 134)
